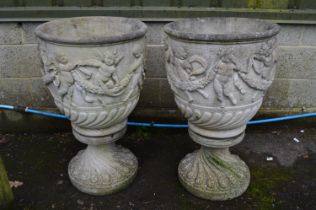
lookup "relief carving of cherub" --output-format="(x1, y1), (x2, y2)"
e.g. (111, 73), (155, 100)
(73, 50), (124, 103)
(170, 46), (209, 101)
(213, 50), (245, 106)
(42, 53), (75, 99)
(77, 49), (123, 86)
(250, 38), (276, 80)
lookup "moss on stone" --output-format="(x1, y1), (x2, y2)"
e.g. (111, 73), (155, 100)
(0, 157), (14, 210)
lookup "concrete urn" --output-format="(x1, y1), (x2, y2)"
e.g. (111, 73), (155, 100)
(35, 17), (147, 195)
(164, 18), (280, 200)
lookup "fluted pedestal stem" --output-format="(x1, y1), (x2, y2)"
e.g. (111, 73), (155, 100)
(68, 142), (137, 195)
(178, 146), (250, 200)
(179, 129), (250, 200)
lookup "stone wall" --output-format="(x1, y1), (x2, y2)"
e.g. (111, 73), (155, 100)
(0, 21), (316, 120)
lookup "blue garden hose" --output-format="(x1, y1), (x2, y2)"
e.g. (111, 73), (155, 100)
(1, 104), (315, 128)
(0, 105), (67, 119)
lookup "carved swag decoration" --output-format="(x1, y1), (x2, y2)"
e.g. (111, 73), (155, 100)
(165, 38), (277, 106)
(39, 44), (144, 105)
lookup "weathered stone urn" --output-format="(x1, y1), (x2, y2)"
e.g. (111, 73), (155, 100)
(164, 18), (280, 200)
(35, 16), (147, 195)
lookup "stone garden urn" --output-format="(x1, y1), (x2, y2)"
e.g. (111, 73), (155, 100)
(35, 16), (147, 195)
(164, 18), (280, 200)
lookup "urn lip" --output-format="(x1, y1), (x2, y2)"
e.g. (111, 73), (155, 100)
(35, 16), (147, 44)
(164, 17), (280, 43)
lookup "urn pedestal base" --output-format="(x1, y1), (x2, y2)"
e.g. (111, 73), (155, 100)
(68, 122), (138, 195)
(68, 143), (138, 195)
(179, 129), (250, 200)
(178, 146), (250, 201)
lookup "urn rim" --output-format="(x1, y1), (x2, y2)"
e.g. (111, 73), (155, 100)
(35, 16), (147, 44)
(164, 17), (280, 43)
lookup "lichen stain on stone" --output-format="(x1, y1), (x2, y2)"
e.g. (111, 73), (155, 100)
(207, 154), (238, 175)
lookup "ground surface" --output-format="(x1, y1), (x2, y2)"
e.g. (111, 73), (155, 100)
(1, 122), (316, 210)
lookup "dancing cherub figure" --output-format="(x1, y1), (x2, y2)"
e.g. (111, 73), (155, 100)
(213, 50), (245, 106)
(42, 53), (76, 99)
(251, 38), (276, 80)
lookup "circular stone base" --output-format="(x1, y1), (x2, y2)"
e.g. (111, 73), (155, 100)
(178, 147), (250, 201)
(68, 144), (138, 195)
